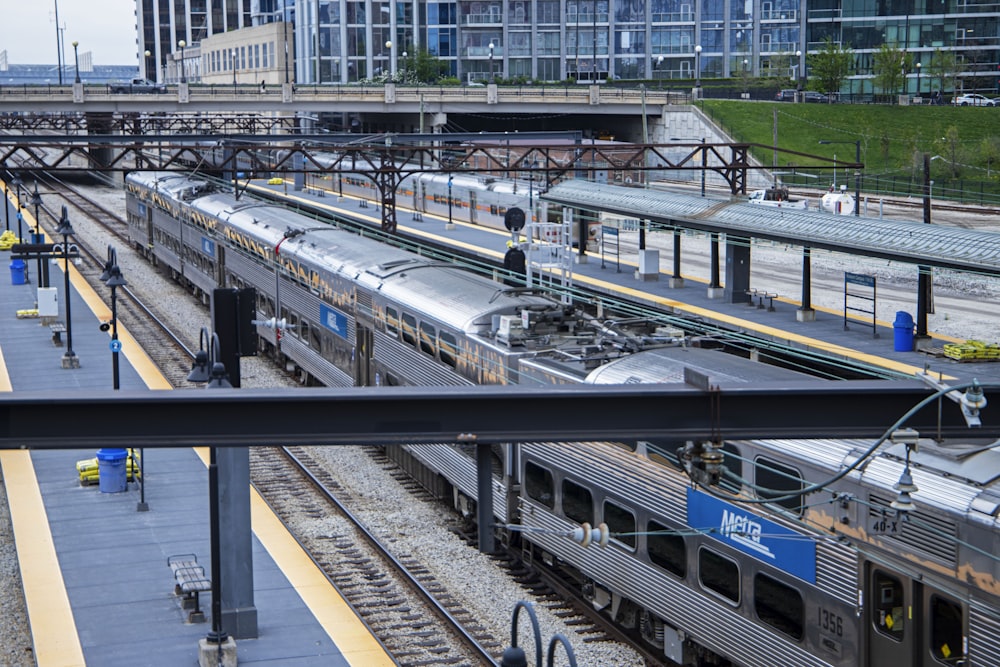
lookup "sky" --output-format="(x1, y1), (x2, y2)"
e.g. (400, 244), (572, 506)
(1, 0), (138, 66)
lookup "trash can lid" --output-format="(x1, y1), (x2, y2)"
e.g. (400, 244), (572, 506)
(893, 311), (914, 325)
(96, 448), (129, 461)
(10, 259), (25, 268)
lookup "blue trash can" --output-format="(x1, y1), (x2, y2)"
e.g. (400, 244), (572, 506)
(893, 311), (915, 352)
(96, 448), (129, 493)
(9, 259), (26, 285)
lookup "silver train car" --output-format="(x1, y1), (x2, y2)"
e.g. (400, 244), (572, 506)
(125, 170), (669, 389)
(301, 151), (600, 247)
(394, 346), (999, 667)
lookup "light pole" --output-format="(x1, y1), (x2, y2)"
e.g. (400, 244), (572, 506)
(187, 329), (233, 651)
(694, 45), (702, 92)
(283, 21), (290, 84)
(795, 49), (802, 98)
(99, 246), (126, 389)
(232, 48), (238, 90)
(178, 40), (187, 83)
(385, 40), (393, 76)
(12, 174), (23, 241)
(55, 0), (63, 85)
(447, 175), (454, 229)
(489, 41), (495, 82)
(819, 139), (862, 217)
(30, 182), (45, 286)
(2, 173), (8, 232)
(72, 41), (80, 84)
(916, 62), (921, 97)
(55, 206), (79, 368)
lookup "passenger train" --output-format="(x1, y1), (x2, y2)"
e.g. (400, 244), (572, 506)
(296, 151), (602, 247)
(125, 170), (997, 667)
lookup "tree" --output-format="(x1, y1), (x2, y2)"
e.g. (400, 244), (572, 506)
(871, 43), (910, 101)
(926, 48), (959, 96)
(809, 37), (854, 97)
(400, 47), (451, 84)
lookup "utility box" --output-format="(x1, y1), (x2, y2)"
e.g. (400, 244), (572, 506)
(38, 287), (58, 317)
(637, 249), (660, 281)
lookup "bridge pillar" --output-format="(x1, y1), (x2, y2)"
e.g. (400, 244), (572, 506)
(85, 113), (114, 169)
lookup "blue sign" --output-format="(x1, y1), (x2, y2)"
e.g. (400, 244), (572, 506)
(110, 339), (122, 353)
(686, 488), (816, 584)
(201, 237), (216, 257)
(138, 203), (147, 216)
(319, 304), (348, 340)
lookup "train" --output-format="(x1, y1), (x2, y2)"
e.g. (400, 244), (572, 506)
(124, 170), (997, 667)
(297, 150), (602, 248)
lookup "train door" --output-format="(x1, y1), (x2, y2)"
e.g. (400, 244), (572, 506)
(355, 323), (374, 386)
(866, 564), (967, 666)
(468, 190), (477, 224)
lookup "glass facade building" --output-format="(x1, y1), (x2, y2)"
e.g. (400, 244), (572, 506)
(138, 0), (999, 93)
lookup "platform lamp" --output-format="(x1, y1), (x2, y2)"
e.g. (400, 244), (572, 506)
(187, 329), (232, 655)
(489, 41), (495, 82)
(916, 61), (922, 96)
(72, 41), (80, 84)
(795, 49), (802, 96)
(2, 172), (8, 233)
(694, 45), (702, 92)
(55, 206), (79, 368)
(178, 40), (187, 84)
(29, 181), (45, 286)
(11, 174), (23, 242)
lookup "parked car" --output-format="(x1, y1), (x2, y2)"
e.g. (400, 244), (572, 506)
(803, 91), (830, 103)
(951, 93), (995, 107)
(109, 78), (167, 94)
(775, 89), (830, 103)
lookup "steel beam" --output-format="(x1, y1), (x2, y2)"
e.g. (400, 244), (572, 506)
(0, 381), (995, 450)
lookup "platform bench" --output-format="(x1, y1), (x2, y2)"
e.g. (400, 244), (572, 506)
(49, 322), (66, 346)
(168, 553), (211, 623)
(744, 289), (778, 312)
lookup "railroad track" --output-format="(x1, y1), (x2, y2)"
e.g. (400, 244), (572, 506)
(251, 445), (504, 666)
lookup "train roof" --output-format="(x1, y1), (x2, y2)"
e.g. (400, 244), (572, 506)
(583, 345), (814, 385)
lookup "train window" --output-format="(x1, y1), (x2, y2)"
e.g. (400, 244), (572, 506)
(561, 479), (593, 525)
(419, 322), (437, 356)
(754, 456), (804, 514)
(385, 306), (399, 337)
(698, 547), (740, 604)
(307, 321), (321, 351)
(754, 573), (804, 640)
(872, 571), (904, 640)
(439, 331), (458, 369)
(647, 520), (686, 578)
(603, 501), (636, 549)
(930, 595), (964, 663)
(524, 462), (554, 509)
(401, 313), (417, 347)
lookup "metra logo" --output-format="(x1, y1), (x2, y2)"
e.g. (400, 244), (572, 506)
(719, 510), (775, 559)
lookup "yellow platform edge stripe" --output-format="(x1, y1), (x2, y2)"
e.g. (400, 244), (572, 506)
(0, 451), (86, 667)
(191, 448), (396, 666)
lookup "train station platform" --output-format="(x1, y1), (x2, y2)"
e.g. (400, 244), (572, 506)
(251, 179), (1000, 388)
(0, 194), (394, 666)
